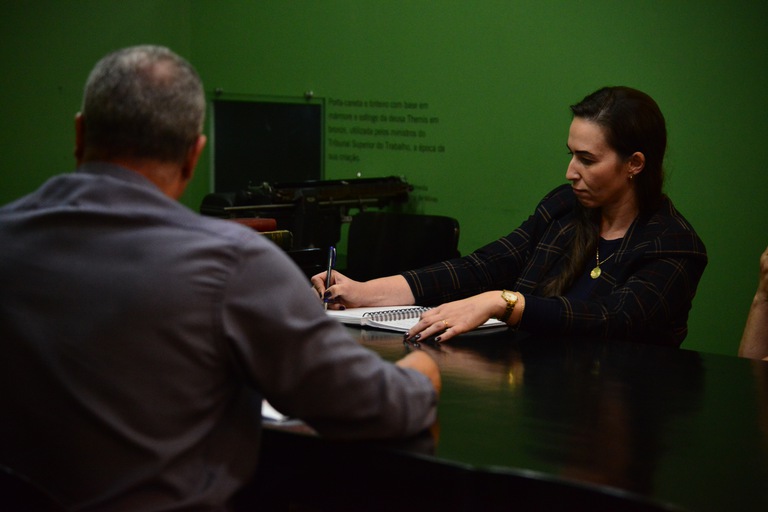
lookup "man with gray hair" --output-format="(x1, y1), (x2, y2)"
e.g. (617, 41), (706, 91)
(0, 45), (439, 511)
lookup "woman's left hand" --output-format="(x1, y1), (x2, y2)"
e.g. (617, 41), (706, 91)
(406, 291), (504, 343)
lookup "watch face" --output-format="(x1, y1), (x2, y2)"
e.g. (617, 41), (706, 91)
(503, 291), (517, 303)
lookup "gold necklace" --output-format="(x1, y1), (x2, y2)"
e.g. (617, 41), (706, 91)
(590, 246), (615, 279)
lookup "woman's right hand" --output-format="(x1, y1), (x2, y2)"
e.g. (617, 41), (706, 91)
(310, 271), (416, 310)
(310, 270), (366, 309)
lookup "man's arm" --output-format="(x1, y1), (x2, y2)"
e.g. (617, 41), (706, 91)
(396, 351), (441, 396)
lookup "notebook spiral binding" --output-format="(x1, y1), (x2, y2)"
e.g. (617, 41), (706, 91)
(362, 306), (431, 322)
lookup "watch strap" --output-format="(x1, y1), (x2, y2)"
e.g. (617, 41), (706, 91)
(499, 290), (516, 323)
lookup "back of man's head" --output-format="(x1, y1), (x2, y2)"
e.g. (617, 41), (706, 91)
(80, 45), (205, 165)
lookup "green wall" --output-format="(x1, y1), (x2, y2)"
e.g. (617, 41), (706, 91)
(2, 1), (767, 356)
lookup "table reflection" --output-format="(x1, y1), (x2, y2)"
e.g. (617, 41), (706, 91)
(752, 359), (768, 443)
(517, 336), (703, 495)
(250, 326), (768, 512)
(359, 328), (706, 497)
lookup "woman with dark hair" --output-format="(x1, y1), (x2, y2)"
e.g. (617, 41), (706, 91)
(313, 86), (707, 347)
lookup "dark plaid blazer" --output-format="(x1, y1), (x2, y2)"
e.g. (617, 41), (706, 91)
(402, 184), (708, 347)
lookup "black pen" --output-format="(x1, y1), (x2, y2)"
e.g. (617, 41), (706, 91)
(324, 246), (336, 310)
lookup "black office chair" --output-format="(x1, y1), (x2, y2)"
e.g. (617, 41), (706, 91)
(0, 465), (65, 512)
(288, 247), (327, 278)
(345, 211), (460, 281)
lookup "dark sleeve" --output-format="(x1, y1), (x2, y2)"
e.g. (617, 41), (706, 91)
(403, 186), (707, 346)
(402, 185), (574, 305)
(221, 237), (437, 439)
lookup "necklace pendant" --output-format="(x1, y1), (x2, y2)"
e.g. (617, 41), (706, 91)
(590, 266), (602, 279)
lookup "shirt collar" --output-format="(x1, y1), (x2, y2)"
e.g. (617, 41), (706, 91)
(76, 161), (158, 190)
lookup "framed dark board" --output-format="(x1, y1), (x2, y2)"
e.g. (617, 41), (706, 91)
(212, 98), (323, 192)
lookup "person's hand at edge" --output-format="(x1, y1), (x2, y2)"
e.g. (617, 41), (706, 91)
(739, 245), (768, 360)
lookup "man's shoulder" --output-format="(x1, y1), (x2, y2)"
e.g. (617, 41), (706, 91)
(167, 209), (281, 260)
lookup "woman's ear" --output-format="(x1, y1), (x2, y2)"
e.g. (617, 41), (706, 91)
(627, 151), (645, 179)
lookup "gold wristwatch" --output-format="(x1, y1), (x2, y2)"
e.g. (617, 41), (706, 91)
(498, 290), (518, 323)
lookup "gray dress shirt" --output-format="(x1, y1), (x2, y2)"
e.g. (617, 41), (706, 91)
(0, 163), (436, 511)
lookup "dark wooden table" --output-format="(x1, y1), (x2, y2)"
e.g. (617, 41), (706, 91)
(239, 327), (768, 511)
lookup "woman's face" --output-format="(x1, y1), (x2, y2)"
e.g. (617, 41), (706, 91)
(565, 117), (636, 212)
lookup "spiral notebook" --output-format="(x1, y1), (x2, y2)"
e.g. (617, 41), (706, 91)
(326, 306), (506, 333)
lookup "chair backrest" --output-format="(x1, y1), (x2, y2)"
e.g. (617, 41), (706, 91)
(0, 465), (65, 512)
(288, 247), (326, 278)
(227, 217), (278, 232)
(345, 211), (460, 281)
